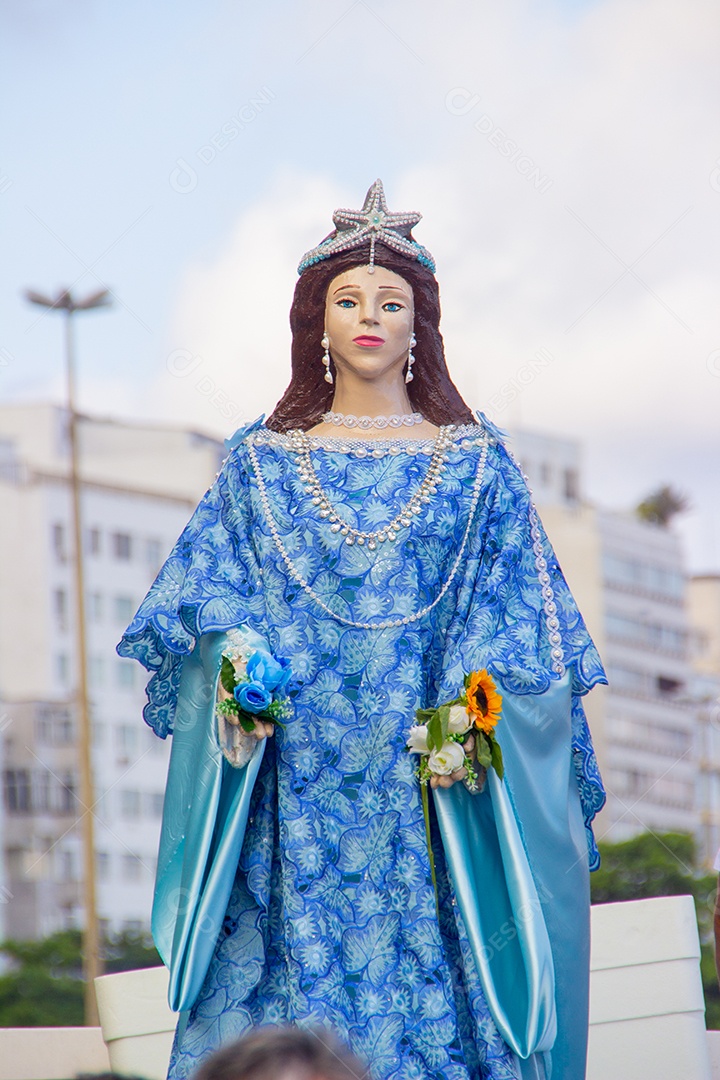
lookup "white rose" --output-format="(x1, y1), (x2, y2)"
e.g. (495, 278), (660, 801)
(427, 741), (466, 775)
(447, 705), (472, 735)
(406, 724), (430, 754)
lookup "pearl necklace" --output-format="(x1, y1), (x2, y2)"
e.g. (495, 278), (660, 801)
(291, 427), (455, 548)
(246, 431), (490, 631)
(322, 411), (424, 430)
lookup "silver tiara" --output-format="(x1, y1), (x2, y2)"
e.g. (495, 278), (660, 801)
(297, 179), (436, 276)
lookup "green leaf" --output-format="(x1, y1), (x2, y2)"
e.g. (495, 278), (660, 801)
(426, 712), (443, 752)
(415, 707), (436, 724)
(238, 713), (257, 733)
(436, 704), (451, 744)
(490, 738), (504, 780)
(220, 656), (237, 695)
(475, 731), (492, 768)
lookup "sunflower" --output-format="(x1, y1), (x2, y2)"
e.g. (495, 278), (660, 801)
(466, 669), (502, 734)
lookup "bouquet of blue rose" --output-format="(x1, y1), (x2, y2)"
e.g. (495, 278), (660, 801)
(216, 629), (292, 766)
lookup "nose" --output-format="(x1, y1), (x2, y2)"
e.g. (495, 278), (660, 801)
(358, 298), (380, 326)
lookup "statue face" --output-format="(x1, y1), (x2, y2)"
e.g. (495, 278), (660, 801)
(324, 264), (415, 383)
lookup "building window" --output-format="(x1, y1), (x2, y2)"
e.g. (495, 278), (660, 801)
(36, 715), (53, 744)
(657, 675), (683, 696)
(607, 665), (650, 696)
(87, 527), (102, 555)
(53, 588), (68, 631)
(116, 725), (138, 757)
(55, 714), (74, 745)
(58, 773), (77, 813)
(87, 592), (103, 622)
(34, 771), (51, 812)
(114, 595), (135, 624)
(58, 850), (76, 881)
(93, 722), (106, 747)
(96, 852), (110, 880)
(56, 654), (70, 684)
(146, 539), (163, 571)
(36, 707), (73, 745)
(147, 791), (165, 818)
(52, 523), (67, 563)
(112, 532), (132, 560)
(120, 790), (141, 818)
(116, 661), (135, 690)
(4, 769), (32, 813)
(606, 611), (687, 658)
(563, 468), (579, 502)
(122, 854), (144, 882)
(540, 462), (552, 486)
(603, 553), (684, 599)
(89, 656), (106, 687)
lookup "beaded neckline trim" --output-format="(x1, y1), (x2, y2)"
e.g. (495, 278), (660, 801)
(322, 411), (425, 429)
(252, 424), (485, 457)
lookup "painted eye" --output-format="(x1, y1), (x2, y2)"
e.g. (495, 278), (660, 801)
(383, 302), (402, 312)
(336, 298), (356, 309)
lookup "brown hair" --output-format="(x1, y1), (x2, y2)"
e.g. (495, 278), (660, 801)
(192, 1026), (370, 1080)
(266, 242), (475, 431)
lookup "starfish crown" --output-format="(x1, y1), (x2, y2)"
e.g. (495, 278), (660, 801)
(298, 179), (436, 276)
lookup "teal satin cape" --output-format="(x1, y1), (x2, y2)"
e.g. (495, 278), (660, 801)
(154, 633), (589, 1076)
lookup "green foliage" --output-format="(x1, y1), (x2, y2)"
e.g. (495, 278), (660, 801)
(0, 928), (161, 1027)
(475, 730), (492, 768)
(103, 930), (161, 974)
(591, 831), (720, 1029)
(219, 655), (237, 695)
(426, 705), (449, 752)
(591, 831), (699, 903)
(635, 484), (689, 526)
(0, 967), (84, 1027)
(490, 738), (504, 780)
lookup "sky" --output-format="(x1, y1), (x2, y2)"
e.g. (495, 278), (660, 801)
(2, 0), (719, 571)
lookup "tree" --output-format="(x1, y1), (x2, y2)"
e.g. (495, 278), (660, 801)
(0, 928), (161, 1027)
(591, 831), (720, 1028)
(635, 485), (689, 526)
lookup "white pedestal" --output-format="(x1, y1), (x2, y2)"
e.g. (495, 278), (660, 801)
(95, 965), (176, 1080)
(89, 897), (715, 1080)
(588, 895), (712, 1080)
(0, 1027), (110, 1080)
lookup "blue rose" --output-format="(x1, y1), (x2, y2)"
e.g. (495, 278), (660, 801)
(234, 680), (271, 714)
(246, 650), (291, 693)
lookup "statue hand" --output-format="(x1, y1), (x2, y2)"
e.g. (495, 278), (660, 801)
(250, 719), (275, 740)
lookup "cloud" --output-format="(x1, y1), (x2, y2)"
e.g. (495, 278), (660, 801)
(156, 171), (345, 433)
(155, 0), (719, 566)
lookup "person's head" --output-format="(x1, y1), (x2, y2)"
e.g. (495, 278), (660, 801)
(266, 185), (475, 432)
(191, 1026), (369, 1080)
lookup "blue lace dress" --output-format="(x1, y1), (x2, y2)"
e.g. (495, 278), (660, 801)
(119, 417), (605, 1080)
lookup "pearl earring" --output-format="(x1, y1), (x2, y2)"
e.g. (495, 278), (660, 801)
(405, 334), (417, 383)
(321, 333), (333, 384)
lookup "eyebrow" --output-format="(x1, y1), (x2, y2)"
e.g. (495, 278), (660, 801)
(332, 283), (411, 296)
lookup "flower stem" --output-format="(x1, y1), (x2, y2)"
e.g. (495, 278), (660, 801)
(421, 782), (439, 919)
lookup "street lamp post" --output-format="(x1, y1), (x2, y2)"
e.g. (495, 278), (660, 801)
(25, 287), (112, 1025)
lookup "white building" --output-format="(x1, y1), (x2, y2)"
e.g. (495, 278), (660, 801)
(0, 403), (224, 937)
(511, 428), (703, 849)
(689, 576), (720, 862)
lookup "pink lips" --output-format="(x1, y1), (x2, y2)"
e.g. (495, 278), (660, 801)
(353, 336), (385, 347)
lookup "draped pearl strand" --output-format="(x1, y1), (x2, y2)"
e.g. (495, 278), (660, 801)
(246, 431), (490, 631)
(291, 426), (455, 549)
